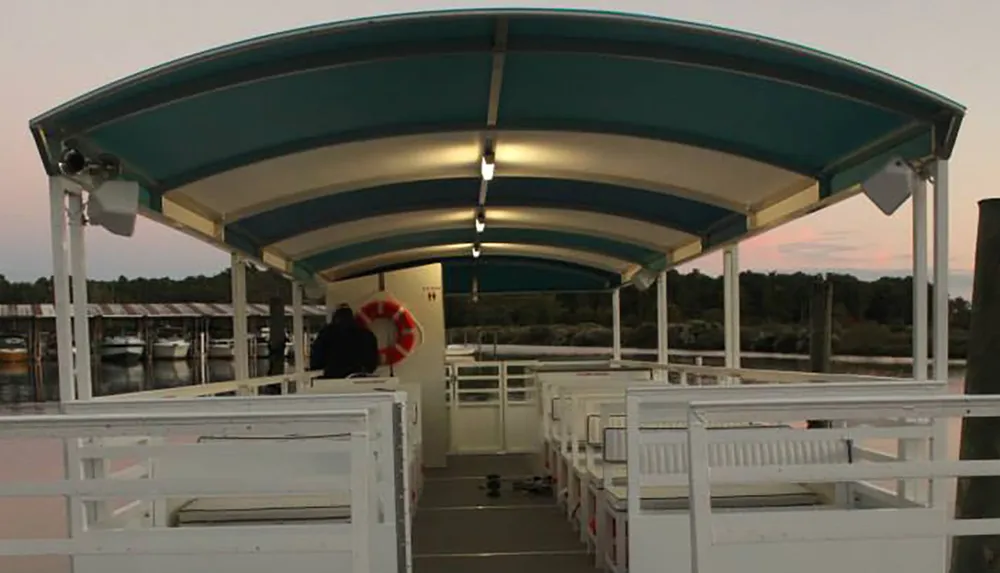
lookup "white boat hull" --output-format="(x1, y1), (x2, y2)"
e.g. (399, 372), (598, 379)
(0, 348), (28, 363)
(255, 342), (270, 358)
(152, 341), (191, 360)
(208, 340), (235, 360)
(100, 345), (145, 362)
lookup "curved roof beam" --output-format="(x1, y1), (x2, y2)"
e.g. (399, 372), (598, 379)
(298, 227), (662, 273)
(157, 125), (814, 196)
(270, 207), (696, 259)
(321, 242), (631, 281)
(166, 131), (805, 220)
(32, 10), (959, 141)
(228, 177), (740, 249)
(339, 255), (621, 293)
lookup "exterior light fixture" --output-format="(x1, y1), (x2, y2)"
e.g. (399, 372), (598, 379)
(475, 208), (486, 233)
(480, 153), (495, 181)
(472, 244), (481, 258)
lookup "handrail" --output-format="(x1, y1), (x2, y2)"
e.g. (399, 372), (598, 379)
(0, 407), (374, 563)
(611, 358), (901, 383)
(646, 394), (1000, 562)
(98, 370), (324, 400)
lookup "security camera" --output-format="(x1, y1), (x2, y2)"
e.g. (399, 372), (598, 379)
(58, 148), (87, 176)
(96, 154), (122, 179)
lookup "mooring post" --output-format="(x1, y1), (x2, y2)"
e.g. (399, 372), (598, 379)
(950, 199), (1000, 572)
(807, 276), (833, 429)
(267, 296), (287, 378)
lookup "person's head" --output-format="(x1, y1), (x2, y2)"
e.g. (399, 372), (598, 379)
(331, 303), (354, 326)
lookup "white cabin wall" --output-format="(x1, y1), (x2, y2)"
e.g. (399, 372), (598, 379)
(326, 264), (447, 467)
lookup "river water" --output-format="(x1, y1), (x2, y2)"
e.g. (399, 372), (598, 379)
(0, 356), (970, 572)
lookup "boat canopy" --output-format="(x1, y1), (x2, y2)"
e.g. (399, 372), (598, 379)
(29, 8), (965, 294)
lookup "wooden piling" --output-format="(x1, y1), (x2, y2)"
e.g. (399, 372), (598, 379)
(807, 277), (833, 429)
(950, 199), (1000, 572)
(267, 296), (287, 377)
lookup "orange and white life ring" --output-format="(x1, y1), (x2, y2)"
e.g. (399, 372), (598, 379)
(355, 299), (419, 366)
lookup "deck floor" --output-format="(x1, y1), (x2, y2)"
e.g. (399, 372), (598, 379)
(413, 454), (598, 573)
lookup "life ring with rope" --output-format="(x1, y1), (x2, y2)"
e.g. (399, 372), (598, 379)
(355, 299), (419, 366)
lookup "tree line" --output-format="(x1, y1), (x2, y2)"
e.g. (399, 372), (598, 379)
(0, 268), (973, 358)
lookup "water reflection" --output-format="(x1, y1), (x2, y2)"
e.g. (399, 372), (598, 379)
(0, 359), (284, 404)
(0, 354), (969, 406)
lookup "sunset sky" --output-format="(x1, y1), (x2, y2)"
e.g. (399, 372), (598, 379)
(1, 0), (995, 297)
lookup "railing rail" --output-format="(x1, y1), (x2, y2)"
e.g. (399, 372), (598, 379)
(622, 393), (1000, 572)
(0, 408), (374, 568)
(98, 369), (324, 400)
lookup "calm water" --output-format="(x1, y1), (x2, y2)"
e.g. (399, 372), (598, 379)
(0, 354), (968, 405)
(0, 359), (289, 404)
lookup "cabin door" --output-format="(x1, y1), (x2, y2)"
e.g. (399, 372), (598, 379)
(448, 361), (539, 454)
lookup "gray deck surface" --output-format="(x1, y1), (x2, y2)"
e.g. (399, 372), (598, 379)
(413, 454), (598, 573)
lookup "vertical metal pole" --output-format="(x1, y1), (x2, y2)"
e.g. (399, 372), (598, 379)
(930, 160), (950, 525)
(67, 192), (93, 401)
(611, 288), (622, 361)
(723, 249), (733, 369)
(656, 271), (668, 380)
(292, 281), (306, 385)
(932, 160), (950, 382)
(231, 253), (250, 381)
(49, 177), (75, 403)
(724, 246), (741, 369)
(913, 176), (929, 380)
(687, 407), (712, 573)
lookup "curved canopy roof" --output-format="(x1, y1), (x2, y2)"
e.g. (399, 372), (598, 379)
(30, 8), (965, 294)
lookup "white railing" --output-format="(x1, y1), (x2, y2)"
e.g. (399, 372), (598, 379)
(99, 369), (324, 400)
(612, 358), (900, 385)
(624, 392), (1000, 573)
(82, 376), (414, 573)
(0, 408), (375, 572)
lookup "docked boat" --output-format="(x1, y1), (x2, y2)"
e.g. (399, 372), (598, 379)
(0, 333), (28, 363)
(151, 328), (191, 360)
(207, 338), (235, 359)
(446, 343), (477, 363)
(99, 334), (145, 363)
(256, 326), (292, 358)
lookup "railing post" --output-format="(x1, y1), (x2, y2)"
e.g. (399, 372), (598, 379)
(723, 246), (741, 375)
(292, 281), (306, 389)
(67, 191), (93, 401)
(231, 253), (250, 381)
(656, 271), (668, 381)
(611, 288), (622, 362)
(687, 406), (712, 573)
(912, 174), (929, 380)
(350, 431), (371, 573)
(49, 177), (75, 403)
(499, 361), (508, 452)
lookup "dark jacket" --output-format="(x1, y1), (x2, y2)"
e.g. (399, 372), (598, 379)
(310, 307), (380, 378)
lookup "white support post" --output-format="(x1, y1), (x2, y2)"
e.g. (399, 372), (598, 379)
(723, 246), (741, 370)
(292, 281), (306, 386)
(231, 253), (250, 381)
(611, 288), (622, 362)
(49, 177), (75, 403)
(687, 407), (712, 573)
(913, 177), (929, 380)
(656, 271), (668, 380)
(930, 159), (950, 514)
(932, 159), (950, 382)
(67, 192), (93, 401)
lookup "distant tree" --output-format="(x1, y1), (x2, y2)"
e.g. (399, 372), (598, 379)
(0, 267), (966, 334)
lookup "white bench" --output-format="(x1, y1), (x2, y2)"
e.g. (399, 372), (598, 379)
(600, 426), (849, 573)
(63, 392), (410, 573)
